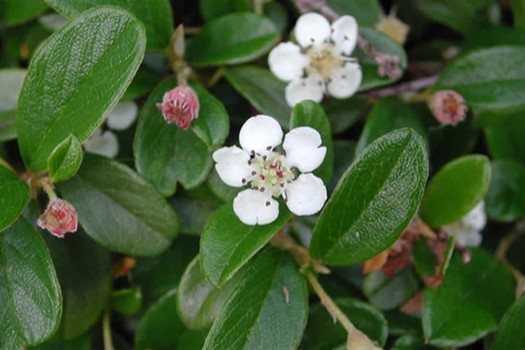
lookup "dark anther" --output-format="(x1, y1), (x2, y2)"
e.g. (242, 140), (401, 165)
(265, 201), (270, 206)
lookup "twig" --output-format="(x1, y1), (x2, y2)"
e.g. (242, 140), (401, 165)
(102, 309), (115, 350)
(365, 75), (438, 98)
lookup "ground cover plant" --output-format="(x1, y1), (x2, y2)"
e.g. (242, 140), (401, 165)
(1, 0), (525, 349)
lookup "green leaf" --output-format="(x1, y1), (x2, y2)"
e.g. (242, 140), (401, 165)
(48, 135), (83, 183)
(31, 332), (92, 350)
(462, 27), (525, 53)
(492, 294), (525, 350)
(134, 79), (229, 196)
(0, 110), (17, 142)
(355, 97), (427, 156)
(486, 160), (525, 222)
(0, 164), (30, 232)
(363, 269), (419, 311)
(356, 28), (407, 91)
(310, 129), (428, 265)
(111, 288), (142, 316)
(419, 155), (491, 227)
(176, 256), (237, 330)
(203, 248), (308, 350)
(0, 0), (47, 25)
(223, 65), (291, 127)
(412, 240), (438, 279)
(45, 230), (111, 340)
(433, 46), (525, 122)
(45, 0), (173, 50)
(186, 13), (278, 66)
(326, 0), (382, 27)
(0, 68), (26, 141)
(290, 100), (334, 183)
(423, 248), (514, 347)
(485, 116), (525, 164)
(513, 0), (525, 29)
(200, 0), (251, 22)
(201, 204), (291, 286)
(59, 155), (179, 256)
(0, 218), (62, 348)
(322, 97), (370, 135)
(16, 7), (146, 172)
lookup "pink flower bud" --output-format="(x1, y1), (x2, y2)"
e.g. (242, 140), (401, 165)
(429, 90), (468, 125)
(37, 198), (78, 238)
(156, 86), (199, 129)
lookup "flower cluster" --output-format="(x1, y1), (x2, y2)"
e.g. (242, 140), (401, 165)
(442, 201), (486, 247)
(268, 13), (362, 107)
(213, 115), (327, 225)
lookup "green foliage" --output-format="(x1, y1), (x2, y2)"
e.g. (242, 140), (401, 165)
(47, 135), (83, 182)
(492, 294), (525, 350)
(200, 0), (251, 22)
(0, 164), (30, 232)
(486, 160), (525, 222)
(0, 0), (47, 25)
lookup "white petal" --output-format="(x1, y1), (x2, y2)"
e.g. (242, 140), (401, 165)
(83, 129), (118, 158)
(268, 42), (308, 82)
(285, 173), (327, 216)
(326, 62), (362, 98)
(38, 13), (67, 31)
(283, 127), (326, 172)
(106, 101), (138, 131)
(285, 76), (325, 107)
(233, 189), (279, 225)
(239, 115), (283, 154)
(212, 146), (252, 187)
(443, 223), (482, 247)
(331, 15), (358, 55)
(462, 201), (486, 231)
(295, 13), (331, 47)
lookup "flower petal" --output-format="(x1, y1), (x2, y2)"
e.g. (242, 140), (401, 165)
(285, 173), (327, 216)
(233, 189), (279, 225)
(239, 115), (283, 154)
(106, 101), (139, 130)
(283, 126), (326, 172)
(285, 76), (325, 107)
(268, 42), (308, 82)
(443, 223), (482, 247)
(326, 62), (362, 98)
(331, 15), (358, 55)
(83, 129), (118, 158)
(212, 146), (252, 187)
(462, 201), (486, 231)
(295, 13), (331, 47)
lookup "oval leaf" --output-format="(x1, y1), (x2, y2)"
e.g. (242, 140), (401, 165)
(492, 294), (525, 350)
(203, 249), (308, 350)
(0, 68), (26, 141)
(326, 0), (382, 27)
(201, 204), (291, 286)
(0, 0), (47, 25)
(485, 160), (525, 222)
(363, 269), (419, 311)
(0, 218), (62, 349)
(111, 288), (142, 316)
(59, 155), (179, 256)
(186, 13), (278, 66)
(0, 164), (30, 232)
(48, 134), (83, 182)
(16, 7), (146, 172)
(200, 0), (251, 22)
(423, 248), (514, 347)
(485, 116), (525, 164)
(310, 128), (429, 265)
(419, 155), (491, 227)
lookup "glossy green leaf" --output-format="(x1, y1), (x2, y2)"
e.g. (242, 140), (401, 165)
(462, 27), (525, 53)
(420, 155), (491, 227)
(223, 65), (291, 127)
(0, 164), (30, 232)
(59, 155), (179, 256)
(492, 294), (525, 350)
(45, 230), (111, 340)
(326, 0), (382, 27)
(186, 13), (278, 66)
(31, 332), (92, 350)
(111, 288), (142, 316)
(423, 248), (514, 347)
(290, 100), (334, 183)
(412, 240), (438, 279)
(200, 0), (251, 22)
(177, 256), (236, 330)
(0, 0), (47, 25)
(16, 7), (146, 172)
(485, 116), (525, 164)
(134, 79), (229, 196)
(48, 135), (83, 183)
(513, 0), (525, 29)
(0, 218), (61, 348)
(355, 97), (427, 155)
(0, 68), (26, 141)
(310, 129), (428, 265)
(433, 46), (525, 121)
(363, 269), (419, 311)
(392, 334), (433, 350)
(45, 0), (173, 50)
(0, 111), (16, 142)
(201, 204), (291, 286)
(203, 249), (308, 350)
(356, 28), (407, 91)
(485, 160), (525, 222)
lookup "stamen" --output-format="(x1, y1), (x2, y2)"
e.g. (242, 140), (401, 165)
(241, 178), (246, 184)
(265, 201), (270, 206)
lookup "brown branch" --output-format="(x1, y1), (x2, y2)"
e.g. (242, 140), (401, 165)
(365, 75), (439, 98)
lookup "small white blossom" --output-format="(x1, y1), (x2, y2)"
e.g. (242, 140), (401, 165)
(442, 201), (486, 247)
(212, 115), (328, 225)
(268, 13), (362, 107)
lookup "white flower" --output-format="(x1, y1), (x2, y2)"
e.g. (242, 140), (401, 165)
(442, 201), (486, 247)
(268, 13), (362, 107)
(212, 115), (328, 225)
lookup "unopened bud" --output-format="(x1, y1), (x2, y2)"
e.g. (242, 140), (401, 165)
(37, 198), (78, 238)
(156, 86), (200, 130)
(429, 90), (468, 125)
(375, 11), (410, 45)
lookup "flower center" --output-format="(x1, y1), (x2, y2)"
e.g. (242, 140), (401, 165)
(246, 151), (295, 198)
(306, 44), (343, 80)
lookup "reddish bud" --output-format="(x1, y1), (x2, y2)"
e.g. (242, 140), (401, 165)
(156, 86), (199, 129)
(37, 198), (78, 238)
(429, 90), (468, 125)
